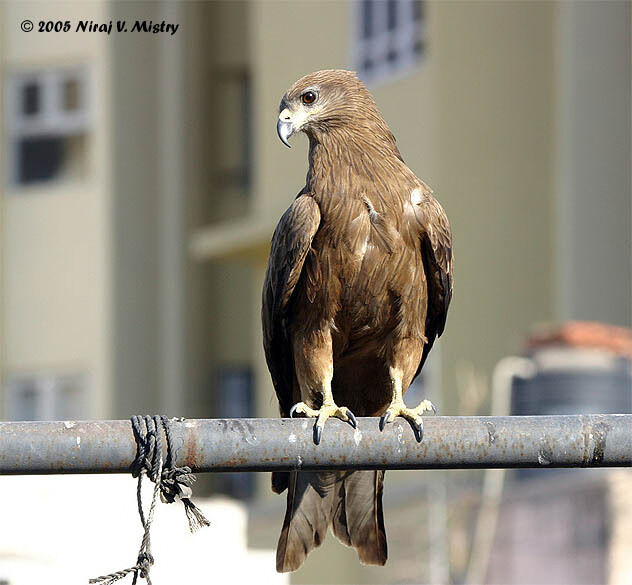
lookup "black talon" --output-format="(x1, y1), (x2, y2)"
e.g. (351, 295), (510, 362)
(313, 424), (322, 445)
(379, 413), (388, 432)
(347, 410), (357, 429)
(430, 404), (437, 415)
(289, 404), (298, 418)
(413, 420), (424, 443)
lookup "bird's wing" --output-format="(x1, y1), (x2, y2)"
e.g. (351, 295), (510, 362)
(412, 188), (453, 375)
(262, 194), (321, 417)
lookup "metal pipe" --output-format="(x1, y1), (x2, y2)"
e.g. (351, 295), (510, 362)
(466, 357), (537, 585)
(0, 415), (629, 475)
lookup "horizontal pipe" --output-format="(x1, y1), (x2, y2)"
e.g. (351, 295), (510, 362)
(0, 415), (630, 475)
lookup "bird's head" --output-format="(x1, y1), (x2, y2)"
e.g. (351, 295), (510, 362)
(277, 69), (385, 148)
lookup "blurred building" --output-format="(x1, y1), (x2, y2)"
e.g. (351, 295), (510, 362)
(484, 323), (632, 585)
(0, 1), (630, 584)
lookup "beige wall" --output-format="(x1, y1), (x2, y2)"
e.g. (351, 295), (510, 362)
(0, 2), (4, 414)
(108, 0), (164, 416)
(433, 0), (557, 411)
(555, 0), (631, 327)
(1, 0), (113, 418)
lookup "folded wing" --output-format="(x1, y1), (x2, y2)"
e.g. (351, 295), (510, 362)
(262, 194), (321, 418)
(412, 189), (453, 375)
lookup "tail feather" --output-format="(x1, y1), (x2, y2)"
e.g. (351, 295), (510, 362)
(275, 470), (387, 573)
(276, 471), (339, 572)
(332, 470), (387, 566)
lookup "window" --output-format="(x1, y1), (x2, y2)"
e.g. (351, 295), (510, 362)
(5, 68), (89, 187)
(354, 0), (426, 84)
(4, 372), (87, 421)
(210, 68), (251, 194)
(216, 366), (253, 420)
(215, 365), (255, 500)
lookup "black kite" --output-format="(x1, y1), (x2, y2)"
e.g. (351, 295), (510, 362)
(262, 69), (453, 572)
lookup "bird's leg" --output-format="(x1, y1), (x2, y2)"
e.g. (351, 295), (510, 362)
(379, 366), (436, 442)
(290, 380), (357, 445)
(289, 328), (356, 444)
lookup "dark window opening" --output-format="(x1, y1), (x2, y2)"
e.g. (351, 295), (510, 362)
(18, 386), (38, 421)
(387, 0), (398, 31)
(18, 137), (64, 184)
(215, 366), (255, 500)
(413, 0), (424, 22)
(17, 134), (85, 185)
(210, 69), (251, 194)
(413, 39), (425, 56)
(63, 78), (80, 111)
(22, 82), (40, 116)
(362, 0), (374, 39)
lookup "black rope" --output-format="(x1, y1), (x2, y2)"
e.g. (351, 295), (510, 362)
(89, 415), (210, 585)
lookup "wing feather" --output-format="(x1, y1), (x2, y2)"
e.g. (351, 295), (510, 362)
(412, 189), (453, 375)
(262, 194), (321, 417)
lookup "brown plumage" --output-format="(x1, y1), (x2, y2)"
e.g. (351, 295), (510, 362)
(262, 70), (453, 573)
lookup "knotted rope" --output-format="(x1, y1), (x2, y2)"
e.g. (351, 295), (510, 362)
(89, 415), (210, 584)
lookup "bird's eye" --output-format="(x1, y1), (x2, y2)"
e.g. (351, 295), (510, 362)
(301, 91), (317, 105)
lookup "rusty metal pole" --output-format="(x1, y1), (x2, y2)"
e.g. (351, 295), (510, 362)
(0, 414), (630, 475)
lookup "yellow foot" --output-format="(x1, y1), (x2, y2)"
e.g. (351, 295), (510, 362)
(379, 399), (437, 442)
(290, 401), (357, 444)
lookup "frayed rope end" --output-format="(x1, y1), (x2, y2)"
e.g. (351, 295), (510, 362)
(183, 498), (211, 532)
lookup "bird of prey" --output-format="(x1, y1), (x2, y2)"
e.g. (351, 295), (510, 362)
(262, 70), (453, 572)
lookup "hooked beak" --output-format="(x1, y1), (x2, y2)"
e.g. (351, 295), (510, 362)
(277, 108), (294, 148)
(277, 119), (293, 148)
